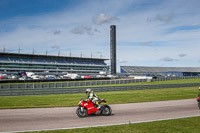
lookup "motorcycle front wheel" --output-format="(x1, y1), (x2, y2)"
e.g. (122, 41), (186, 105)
(198, 103), (200, 109)
(101, 105), (112, 116)
(76, 107), (88, 118)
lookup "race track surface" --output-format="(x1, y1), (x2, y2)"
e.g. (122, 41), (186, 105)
(0, 99), (199, 132)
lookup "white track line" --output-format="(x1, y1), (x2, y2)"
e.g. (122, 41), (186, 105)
(8, 114), (200, 133)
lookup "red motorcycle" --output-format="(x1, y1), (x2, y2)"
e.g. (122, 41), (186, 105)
(76, 98), (112, 117)
(197, 94), (200, 109)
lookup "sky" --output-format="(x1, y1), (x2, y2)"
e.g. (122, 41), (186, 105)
(0, 0), (200, 72)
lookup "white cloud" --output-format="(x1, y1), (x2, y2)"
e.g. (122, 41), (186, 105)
(139, 41), (153, 46)
(53, 30), (61, 35)
(160, 57), (175, 62)
(179, 53), (187, 57)
(155, 13), (174, 22)
(0, 0), (200, 70)
(70, 24), (100, 35)
(93, 13), (119, 25)
(118, 59), (128, 64)
(51, 45), (60, 49)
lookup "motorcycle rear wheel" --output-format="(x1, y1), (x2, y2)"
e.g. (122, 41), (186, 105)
(76, 107), (88, 117)
(101, 105), (112, 116)
(198, 103), (200, 109)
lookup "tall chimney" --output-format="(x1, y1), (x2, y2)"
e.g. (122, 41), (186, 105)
(110, 25), (116, 75)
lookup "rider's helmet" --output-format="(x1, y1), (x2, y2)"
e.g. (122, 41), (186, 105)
(199, 87), (200, 91)
(86, 88), (92, 95)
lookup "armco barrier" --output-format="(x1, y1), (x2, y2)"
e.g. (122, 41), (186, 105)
(1, 76), (200, 89)
(0, 83), (200, 96)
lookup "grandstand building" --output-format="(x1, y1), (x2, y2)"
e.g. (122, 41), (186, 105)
(0, 52), (109, 74)
(121, 66), (200, 76)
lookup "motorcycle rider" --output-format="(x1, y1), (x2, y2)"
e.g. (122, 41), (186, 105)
(198, 87), (200, 97)
(85, 88), (101, 109)
(197, 87), (200, 109)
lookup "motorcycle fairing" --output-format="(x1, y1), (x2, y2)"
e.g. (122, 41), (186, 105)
(80, 100), (99, 114)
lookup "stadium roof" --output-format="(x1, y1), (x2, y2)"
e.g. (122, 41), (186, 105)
(121, 66), (200, 73)
(0, 52), (109, 61)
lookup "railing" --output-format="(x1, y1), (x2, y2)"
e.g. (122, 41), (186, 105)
(0, 83), (199, 97)
(0, 76), (200, 89)
(0, 76), (200, 96)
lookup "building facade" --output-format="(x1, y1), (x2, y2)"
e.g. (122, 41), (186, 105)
(121, 66), (200, 76)
(0, 52), (109, 74)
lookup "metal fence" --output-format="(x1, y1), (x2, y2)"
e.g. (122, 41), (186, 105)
(0, 82), (200, 97)
(0, 76), (200, 89)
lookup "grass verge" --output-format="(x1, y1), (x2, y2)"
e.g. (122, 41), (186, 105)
(0, 86), (198, 109)
(31, 116), (200, 133)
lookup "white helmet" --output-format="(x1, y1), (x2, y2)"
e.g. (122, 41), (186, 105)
(86, 88), (92, 95)
(199, 87), (200, 91)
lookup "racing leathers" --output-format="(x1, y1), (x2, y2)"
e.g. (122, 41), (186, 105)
(87, 91), (100, 108)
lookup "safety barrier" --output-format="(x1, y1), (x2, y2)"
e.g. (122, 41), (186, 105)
(0, 76), (200, 90)
(0, 83), (200, 96)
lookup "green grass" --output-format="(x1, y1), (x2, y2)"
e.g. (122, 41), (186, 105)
(31, 116), (200, 133)
(0, 86), (198, 109)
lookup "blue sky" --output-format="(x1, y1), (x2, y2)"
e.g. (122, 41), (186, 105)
(0, 0), (200, 71)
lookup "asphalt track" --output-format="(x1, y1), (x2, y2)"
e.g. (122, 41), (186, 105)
(0, 99), (200, 132)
